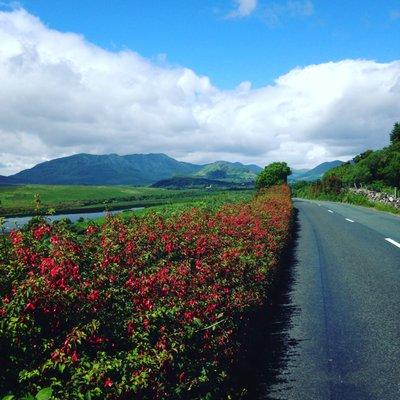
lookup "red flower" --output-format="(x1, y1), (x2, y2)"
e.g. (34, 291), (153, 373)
(143, 319), (150, 329)
(10, 230), (22, 245)
(51, 351), (59, 362)
(25, 301), (35, 312)
(40, 257), (56, 274)
(165, 242), (174, 254)
(104, 377), (113, 388)
(86, 225), (97, 235)
(127, 321), (135, 335)
(88, 289), (100, 302)
(71, 351), (78, 363)
(183, 311), (194, 322)
(50, 266), (61, 277)
(33, 225), (51, 240)
(178, 372), (186, 383)
(50, 235), (60, 245)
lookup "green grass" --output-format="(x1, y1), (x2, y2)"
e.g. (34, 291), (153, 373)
(0, 185), (255, 217)
(294, 187), (400, 216)
(341, 192), (400, 215)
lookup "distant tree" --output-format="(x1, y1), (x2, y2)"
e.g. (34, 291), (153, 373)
(256, 162), (291, 190)
(390, 122), (400, 144)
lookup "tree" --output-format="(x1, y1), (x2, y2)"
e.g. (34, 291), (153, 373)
(322, 175), (343, 195)
(353, 150), (373, 164)
(381, 153), (400, 187)
(256, 162), (291, 190)
(390, 122), (400, 144)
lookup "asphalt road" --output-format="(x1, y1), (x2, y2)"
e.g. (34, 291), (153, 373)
(255, 199), (400, 400)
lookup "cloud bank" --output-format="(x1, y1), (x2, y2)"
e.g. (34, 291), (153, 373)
(0, 9), (400, 175)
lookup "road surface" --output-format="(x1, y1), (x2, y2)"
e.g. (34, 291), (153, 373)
(253, 199), (400, 400)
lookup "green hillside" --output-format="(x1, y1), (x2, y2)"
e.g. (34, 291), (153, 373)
(325, 144), (400, 190)
(193, 161), (261, 182)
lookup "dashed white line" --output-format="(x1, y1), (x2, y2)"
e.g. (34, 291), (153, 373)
(328, 210), (334, 213)
(385, 238), (400, 249)
(345, 218), (354, 223)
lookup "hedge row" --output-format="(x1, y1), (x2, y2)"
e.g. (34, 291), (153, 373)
(0, 185), (292, 399)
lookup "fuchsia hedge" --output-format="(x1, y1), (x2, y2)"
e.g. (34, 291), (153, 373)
(0, 185), (292, 399)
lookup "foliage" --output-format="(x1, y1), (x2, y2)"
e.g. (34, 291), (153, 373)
(390, 122), (400, 144)
(353, 150), (373, 164)
(256, 162), (291, 190)
(0, 185), (292, 399)
(292, 179), (342, 201)
(323, 124), (400, 189)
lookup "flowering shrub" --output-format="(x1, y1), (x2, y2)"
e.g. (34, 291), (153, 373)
(0, 185), (292, 399)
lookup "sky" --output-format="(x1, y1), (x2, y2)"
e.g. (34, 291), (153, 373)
(0, 0), (399, 174)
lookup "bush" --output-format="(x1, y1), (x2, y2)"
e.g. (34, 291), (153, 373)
(0, 185), (292, 399)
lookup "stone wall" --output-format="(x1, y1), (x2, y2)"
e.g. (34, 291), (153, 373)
(348, 187), (400, 210)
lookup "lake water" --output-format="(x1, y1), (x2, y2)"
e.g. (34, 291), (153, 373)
(2, 207), (143, 232)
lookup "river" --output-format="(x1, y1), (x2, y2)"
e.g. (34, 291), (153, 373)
(2, 207), (143, 232)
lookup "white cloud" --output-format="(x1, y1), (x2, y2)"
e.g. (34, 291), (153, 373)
(0, 9), (399, 174)
(227, 0), (258, 18)
(264, 0), (314, 26)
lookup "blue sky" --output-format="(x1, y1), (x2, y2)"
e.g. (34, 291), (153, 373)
(0, 1), (399, 174)
(7, 0), (400, 88)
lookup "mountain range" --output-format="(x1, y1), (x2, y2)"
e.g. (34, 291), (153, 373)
(289, 160), (344, 182)
(0, 154), (345, 186)
(2, 153), (262, 186)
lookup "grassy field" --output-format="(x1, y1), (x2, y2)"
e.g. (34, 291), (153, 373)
(0, 185), (255, 217)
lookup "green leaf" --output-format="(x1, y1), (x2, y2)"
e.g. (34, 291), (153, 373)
(35, 388), (53, 400)
(21, 395), (35, 400)
(2, 395), (15, 400)
(84, 392), (92, 400)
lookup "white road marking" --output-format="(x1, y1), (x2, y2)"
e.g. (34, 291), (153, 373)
(345, 218), (354, 223)
(385, 238), (400, 249)
(328, 210), (334, 213)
